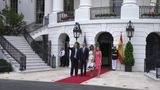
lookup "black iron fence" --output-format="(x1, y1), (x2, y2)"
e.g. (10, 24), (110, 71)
(57, 11), (74, 22)
(23, 30), (55, 68)
(140, 6), (160, 19)
(156, 67), (160, 78)
(26, 22), (43, 33)
(90, 6), (121, 20)
(0, 34), (26, 71)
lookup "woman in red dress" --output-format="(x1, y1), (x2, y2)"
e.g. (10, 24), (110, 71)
(95, 46), (102, 77)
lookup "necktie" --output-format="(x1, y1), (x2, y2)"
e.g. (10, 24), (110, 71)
(83, 48), (85, 53)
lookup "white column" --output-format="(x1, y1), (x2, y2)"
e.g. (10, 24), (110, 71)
(123, 0), (137, 3)
(52, 0), (63, 12)
(80, 0), (91, 7)
(45, 0), (52, 16)
(121, 0), (139, 19)
(49, 0), (64, 25)
(75, 0), (92, 21)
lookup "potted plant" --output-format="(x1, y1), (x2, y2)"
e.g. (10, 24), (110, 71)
(123, 41), (135, 72)
(141, 12), (160, 17)
(95, 13), (117, 17)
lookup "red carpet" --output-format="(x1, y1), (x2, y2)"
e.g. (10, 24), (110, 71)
(55, 67), (110, 84)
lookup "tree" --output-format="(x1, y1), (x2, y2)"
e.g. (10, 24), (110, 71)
(1, 7), (25, 35)
(123, 41), (135, 66)
(123, 41), (135, 72)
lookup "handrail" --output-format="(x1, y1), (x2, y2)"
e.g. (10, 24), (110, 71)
(23, 29), (55, 68)
(0, 34), (26, 71)
(25, 22), (43, 33)
(57, 11), (74, 22)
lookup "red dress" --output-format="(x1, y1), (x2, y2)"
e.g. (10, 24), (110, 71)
(95, 50), (101, 69)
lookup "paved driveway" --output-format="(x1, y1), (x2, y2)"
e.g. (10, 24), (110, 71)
(0, 79), (134, 90)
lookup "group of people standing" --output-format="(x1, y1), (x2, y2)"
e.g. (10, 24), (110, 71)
(59, 42), (119, 77)
(68, 42), (102, 77)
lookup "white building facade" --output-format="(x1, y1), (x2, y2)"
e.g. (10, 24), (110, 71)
(0, 0), (160, 72)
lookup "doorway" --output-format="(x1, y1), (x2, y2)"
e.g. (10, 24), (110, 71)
(58, 34), (70, 67)
(97, 32), (113, 67)
(145, 32), (160, 72)
(64, 35), (70, 66)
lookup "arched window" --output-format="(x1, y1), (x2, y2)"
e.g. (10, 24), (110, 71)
(10, 0), (18, 13)
(36, 0), (44, 23)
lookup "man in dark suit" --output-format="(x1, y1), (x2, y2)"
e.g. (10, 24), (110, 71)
(69, 42), (80, 76)
(79, 43), (89, 76)
(112, 46), (118, 71)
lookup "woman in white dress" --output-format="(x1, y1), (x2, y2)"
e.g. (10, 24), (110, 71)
(87, 45), (95, 77)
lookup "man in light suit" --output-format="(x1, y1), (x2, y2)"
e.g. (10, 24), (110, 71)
(79, 43), (89, 76)
(58, 48), (65, 67)
(69, 42), (80, 76)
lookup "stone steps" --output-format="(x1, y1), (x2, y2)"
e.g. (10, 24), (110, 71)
(144, 70), (160, 81)
(3, 36), (52, 72)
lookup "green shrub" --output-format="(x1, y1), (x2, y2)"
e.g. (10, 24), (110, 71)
(0, 7), (25, 35)
(95, 13), (117, 17)
(123, 41), (135, 66)
(0, 59), (13, 73)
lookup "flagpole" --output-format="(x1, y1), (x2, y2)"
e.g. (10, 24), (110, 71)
(120, 32), (122, 71)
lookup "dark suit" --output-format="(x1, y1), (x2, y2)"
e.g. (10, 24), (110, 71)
(69, 47), (80, 76)
(79, 47), (89, 75)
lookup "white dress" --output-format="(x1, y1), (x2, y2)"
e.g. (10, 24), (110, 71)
(87, 50), (94, 69)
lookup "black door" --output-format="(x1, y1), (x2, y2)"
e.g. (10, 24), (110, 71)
(97, 32), (113, 67)
(64, 35), (70, 66)
(100, 42), (112, 67)
(145, 32), (160, 72)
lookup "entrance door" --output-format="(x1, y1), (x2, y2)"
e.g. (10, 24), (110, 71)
(100, 42), (112, 67)
(64, 35), (70, 66)
(145, 32), (160, 72)
(97, 32), (113, 67)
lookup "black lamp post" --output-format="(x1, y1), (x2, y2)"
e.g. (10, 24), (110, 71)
(126, 20), (134, 41)
(73, 22), (82, 42)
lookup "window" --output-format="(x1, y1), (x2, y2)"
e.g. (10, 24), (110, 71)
(111, 0), (122, 15)
(10, 0), (18, 13)
(36, 0), (44, 23)
(64, 0), (74, 12)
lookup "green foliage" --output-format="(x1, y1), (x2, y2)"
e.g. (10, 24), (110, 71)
(123, 41), (135, 66)
(0, 7), (25, 35)
(95, 13), (117, 17)
(0, 59), (13, 73)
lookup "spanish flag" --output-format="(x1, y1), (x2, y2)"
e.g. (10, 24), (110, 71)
(118, 32), (124, 64)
